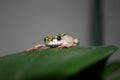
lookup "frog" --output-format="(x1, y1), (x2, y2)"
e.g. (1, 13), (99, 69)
(26, 34), (79, 51)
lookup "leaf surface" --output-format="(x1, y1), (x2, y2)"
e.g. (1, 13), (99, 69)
(0, 46), (118, 80)
(102, 61), (120, 80)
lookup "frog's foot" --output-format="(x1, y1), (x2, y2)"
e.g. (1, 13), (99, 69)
(73, 38), (79, 46)
(72, 43), (79, 47)
(25, 44), (45, 52)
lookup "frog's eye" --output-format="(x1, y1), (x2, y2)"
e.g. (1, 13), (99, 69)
(44, 37), (47, 42)
(57, 36), (61, 41)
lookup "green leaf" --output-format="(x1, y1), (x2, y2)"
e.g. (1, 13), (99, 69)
(0, 46), (118, 80)
(102, 61), (120, 80)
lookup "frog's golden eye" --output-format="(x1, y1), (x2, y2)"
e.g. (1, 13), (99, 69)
(57, 36), (61, 41)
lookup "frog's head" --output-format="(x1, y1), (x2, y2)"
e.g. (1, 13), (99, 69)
(44, 34), (66, 47)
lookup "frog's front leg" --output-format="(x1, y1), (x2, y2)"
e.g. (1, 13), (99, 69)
(57, 42), (72, 48)
(57, 45), (71, 48)
(25, 44), (45, 52)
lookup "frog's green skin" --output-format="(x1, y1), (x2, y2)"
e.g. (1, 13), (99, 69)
(26, 34), (79, 51)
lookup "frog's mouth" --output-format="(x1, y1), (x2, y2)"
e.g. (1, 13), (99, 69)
(45, 41), (63, 48)
(45, 39), (63, 47)
(46, 44), (61, 48)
